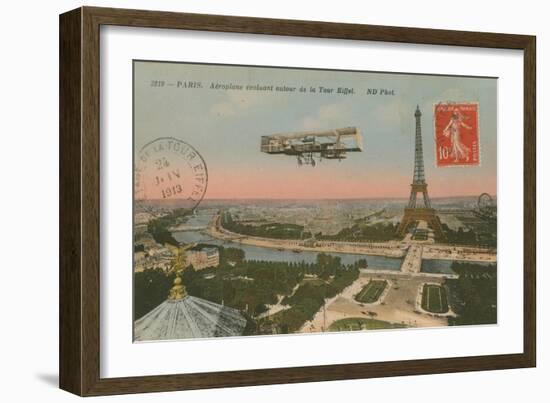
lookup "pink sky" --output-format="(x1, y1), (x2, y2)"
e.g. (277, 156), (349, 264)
(202, 167), (496, 199)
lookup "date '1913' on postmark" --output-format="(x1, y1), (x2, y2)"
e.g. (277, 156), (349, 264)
(434, 102), (480, 167)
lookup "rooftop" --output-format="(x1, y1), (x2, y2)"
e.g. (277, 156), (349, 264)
(134, 277), (247, 341)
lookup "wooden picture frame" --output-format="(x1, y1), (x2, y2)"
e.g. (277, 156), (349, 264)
(59, 6), (536, 396)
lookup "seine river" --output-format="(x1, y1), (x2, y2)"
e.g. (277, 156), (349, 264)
(173, 229), (404, 270)
(171, 210), (492, 274)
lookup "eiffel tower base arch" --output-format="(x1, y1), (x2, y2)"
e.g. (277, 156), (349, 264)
(396, 207), (446, 240)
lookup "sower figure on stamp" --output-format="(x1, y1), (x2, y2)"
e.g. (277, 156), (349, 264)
(443, 108), (472, 162)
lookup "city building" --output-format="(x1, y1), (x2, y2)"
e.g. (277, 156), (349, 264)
(186, 246), (220, 270)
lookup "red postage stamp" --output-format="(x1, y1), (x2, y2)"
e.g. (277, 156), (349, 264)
(434, 102), (480, 167)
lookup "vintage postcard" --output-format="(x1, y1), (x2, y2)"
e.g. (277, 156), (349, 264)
(133, 61), (497, 342)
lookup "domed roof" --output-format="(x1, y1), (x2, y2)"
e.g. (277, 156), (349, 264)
(134, 295), (247, 341)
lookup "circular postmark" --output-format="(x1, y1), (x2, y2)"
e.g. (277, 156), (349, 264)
(135, 137), (208, 210)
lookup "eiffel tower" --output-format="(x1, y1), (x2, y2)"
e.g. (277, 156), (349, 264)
(396, 106), (445, 239)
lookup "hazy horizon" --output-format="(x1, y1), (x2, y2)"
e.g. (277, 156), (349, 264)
(137, 194), (495, 202)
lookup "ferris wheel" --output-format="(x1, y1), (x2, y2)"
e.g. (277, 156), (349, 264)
(476, 193), (496, 221)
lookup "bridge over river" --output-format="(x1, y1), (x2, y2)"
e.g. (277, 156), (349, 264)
(360, 244), (460, 279)
(401, 245), (423, 274)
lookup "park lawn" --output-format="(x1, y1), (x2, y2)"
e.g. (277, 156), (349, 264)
(355, 280), (387, 303)
(328, 317), (406, 332)
(301, 277), (327, 286)
(421, 284), (449, 314)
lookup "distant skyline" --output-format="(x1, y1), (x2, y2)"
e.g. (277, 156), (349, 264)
(135, 61), (497, 200)
(142, 195), (496, 202)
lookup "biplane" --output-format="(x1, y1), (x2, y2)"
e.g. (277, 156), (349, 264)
(260, 127), (363, 166)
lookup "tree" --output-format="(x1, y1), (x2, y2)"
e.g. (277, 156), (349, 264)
(134, 269), (175, 320)
(222, 247), (245, 264)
